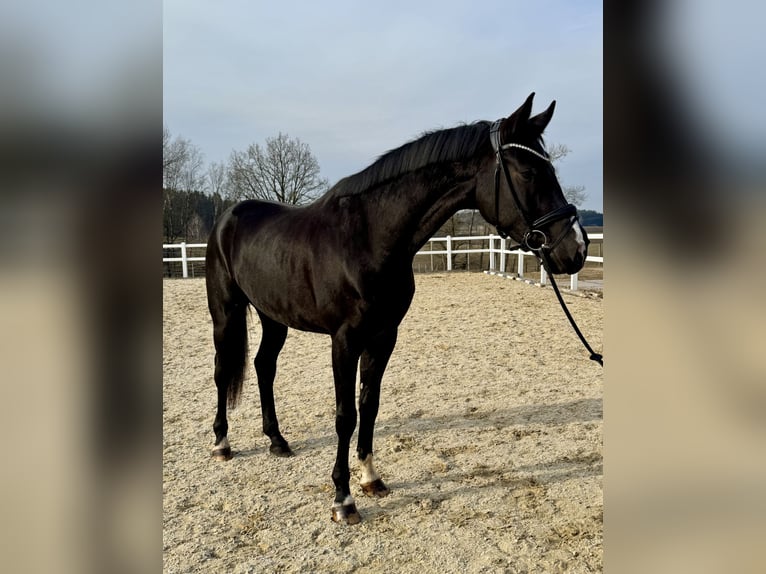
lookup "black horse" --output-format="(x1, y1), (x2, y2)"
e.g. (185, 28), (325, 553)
(205, 93), (589, 524)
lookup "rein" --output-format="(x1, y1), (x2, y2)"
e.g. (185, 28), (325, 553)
(489, 120), (603, 367)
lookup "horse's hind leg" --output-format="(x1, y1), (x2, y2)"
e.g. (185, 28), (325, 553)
(357, 328), (397, 498)
(254, 310), (293, 457)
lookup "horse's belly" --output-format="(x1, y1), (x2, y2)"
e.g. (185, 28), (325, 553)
(242, 277), (412, 336)
(241, 281), (332, 334)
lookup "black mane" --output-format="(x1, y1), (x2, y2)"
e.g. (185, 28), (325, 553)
(330, 121), (492, 196)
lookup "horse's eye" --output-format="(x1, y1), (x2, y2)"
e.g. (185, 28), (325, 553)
(520, 169), (535, 181)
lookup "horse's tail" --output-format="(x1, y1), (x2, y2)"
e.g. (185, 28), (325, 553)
(220, 297), (249, 410)
(206, 209), (250, 410)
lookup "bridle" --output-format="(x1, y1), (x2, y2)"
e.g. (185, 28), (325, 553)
(489, 119), (578, 254)
(489, 119), (603, 367)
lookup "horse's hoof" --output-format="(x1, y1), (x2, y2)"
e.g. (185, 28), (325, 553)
(361, 479), (391, 498)
(331, 502), (362, 525)
(211, 446), (232, 461)
(269, 443), (294, 457)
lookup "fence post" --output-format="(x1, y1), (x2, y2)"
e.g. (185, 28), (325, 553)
(540, 264), (547, 286)
(446, 235), (452, 271)
(430, 239), (434, 272)
(517, 249), (524, 277)
(180, 242), (189, 278)
(570, 273), (578, 291)
(488, 234), (495, 271)
(499, 236), (506, 273)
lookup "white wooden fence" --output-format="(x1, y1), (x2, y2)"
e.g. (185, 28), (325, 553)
(163, 234), (603, 290)
(413, 234), (603, 290)
(162, 242), (207, 279)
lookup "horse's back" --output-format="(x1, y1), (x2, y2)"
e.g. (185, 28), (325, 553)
(220, 199), (293, 236)
(207, 199), (339, 331)
(207, 199), (294, 269)
(205, 199), (291, 299)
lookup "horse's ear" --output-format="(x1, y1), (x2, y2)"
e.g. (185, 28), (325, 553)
(529, 100), (556, 134)
(504, 92), (536, 136)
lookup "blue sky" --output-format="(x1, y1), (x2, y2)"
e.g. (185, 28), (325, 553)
(164, 1), (603, 211)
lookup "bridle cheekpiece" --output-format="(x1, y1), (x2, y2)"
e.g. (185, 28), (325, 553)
(489, 119), (578, 254)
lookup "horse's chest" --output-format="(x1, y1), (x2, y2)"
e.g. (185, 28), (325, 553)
(358, 276), (415, 324)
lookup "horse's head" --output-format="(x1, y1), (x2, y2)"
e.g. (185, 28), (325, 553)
(476, 93), (589, 275)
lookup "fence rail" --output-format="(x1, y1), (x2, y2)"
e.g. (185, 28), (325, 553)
(163, 234), (603, 290)
(162, 243), (206, 279)
(412, 234), (603, 290)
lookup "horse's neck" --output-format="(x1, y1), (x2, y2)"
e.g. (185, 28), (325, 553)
(364, 171), (478, 256)
(407, 180), (476, 252)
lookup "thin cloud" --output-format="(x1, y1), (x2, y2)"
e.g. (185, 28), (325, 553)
(164, 1), (602, 210)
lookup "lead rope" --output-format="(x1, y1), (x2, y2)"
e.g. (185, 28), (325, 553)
(489, 119), (601, 366)
(538, 249), (604, 366)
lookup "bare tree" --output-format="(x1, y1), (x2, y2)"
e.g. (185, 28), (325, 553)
(179, 145), (206, 193)
(206, 161), (227, 197)
(163, 127), (200, 191)
(206, 160), (229, 223)
(226, 133), (328, 204)
(546, 142), (571, 163)
(563, 184), (587, 207)
(547, 142), (588, 208)
(163, 126), (180, 174)
(163, 127), (206, 241)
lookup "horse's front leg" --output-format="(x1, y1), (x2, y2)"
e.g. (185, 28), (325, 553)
(357, 328), (397, 498)
(330, 325), (363, 524)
